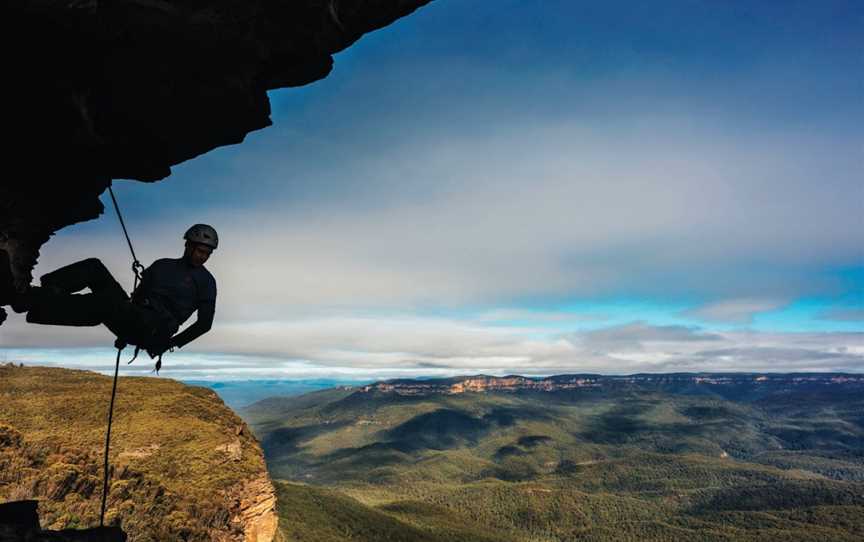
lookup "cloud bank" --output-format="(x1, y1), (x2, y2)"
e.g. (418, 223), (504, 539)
(5, 318), (862, 380)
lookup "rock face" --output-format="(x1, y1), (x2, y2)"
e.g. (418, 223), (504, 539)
(228, 476), (278, 542)
(0, 0), (431, 288)
(0, 365), (280, 541)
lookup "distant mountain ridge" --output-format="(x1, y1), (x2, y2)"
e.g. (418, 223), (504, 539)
(358, 372), (864, 396)
(245, 371), (864, 541)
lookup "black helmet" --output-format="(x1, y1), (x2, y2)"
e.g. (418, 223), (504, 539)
(184, 224), (219, 249)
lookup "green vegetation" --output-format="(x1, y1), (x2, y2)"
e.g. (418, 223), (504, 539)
(275, 481), (511, 542)
(245, 377), (864, 541)
(0, 365), (269, 541)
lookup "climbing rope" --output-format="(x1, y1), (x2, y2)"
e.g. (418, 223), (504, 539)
(100, 184), (171, 526)
(108, 185), (144, 291)
(99, 348), (122, 527)
(99, 184), (141, 527)
(108, 185), (170, 371)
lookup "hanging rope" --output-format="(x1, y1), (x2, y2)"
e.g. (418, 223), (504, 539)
(100, 184), (169, 527)
(108, 185), (144, 291)
(100, 184), (140, 527)
(100, 347), (122, 527)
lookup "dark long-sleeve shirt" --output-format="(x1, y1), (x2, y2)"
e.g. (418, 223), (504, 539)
(133, 257), (217, 348)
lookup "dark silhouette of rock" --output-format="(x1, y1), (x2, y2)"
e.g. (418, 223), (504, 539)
(0, 500), (39, 529)
(0, 250), (13, 319)
(0, 500), (127, 541)
(0, 0), (432, 290)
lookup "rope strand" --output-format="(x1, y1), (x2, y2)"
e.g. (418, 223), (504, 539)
(100, 185), (141, 527)
(100, 347), (122, 527)
(108, 185), (144, 290)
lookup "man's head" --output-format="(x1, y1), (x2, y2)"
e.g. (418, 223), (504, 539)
(184, 241), (213, 267)
(183, 224), (218, 267)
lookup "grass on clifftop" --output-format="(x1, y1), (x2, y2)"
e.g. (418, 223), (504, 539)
(0, 365), (269, 541)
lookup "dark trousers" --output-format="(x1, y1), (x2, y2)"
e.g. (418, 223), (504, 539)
(26, 258), (173, 347)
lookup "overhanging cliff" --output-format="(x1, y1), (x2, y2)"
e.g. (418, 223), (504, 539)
(0, 0), (431, 291)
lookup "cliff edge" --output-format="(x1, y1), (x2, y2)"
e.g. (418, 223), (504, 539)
(0, 365), (278, 541)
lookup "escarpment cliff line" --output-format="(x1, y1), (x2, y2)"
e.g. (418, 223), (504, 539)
(0, 365), (278, 541)
(360, 373), (864, 396)
(0, 0), (432, 288)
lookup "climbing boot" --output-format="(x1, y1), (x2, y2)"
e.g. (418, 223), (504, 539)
(10, 285), (38, 314)
(11, 285), (65, 314)
(0, 249), (14, 307)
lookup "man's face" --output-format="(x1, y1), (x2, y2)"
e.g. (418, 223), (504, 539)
(186, 242), (213, 267)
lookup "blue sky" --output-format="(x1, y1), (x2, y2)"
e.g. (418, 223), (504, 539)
(1, 0), (862, 378)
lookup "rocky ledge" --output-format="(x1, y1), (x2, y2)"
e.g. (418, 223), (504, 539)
(0, 365), (278, 541)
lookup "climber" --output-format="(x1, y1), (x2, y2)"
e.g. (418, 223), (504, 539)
(1, 225), (218, 362)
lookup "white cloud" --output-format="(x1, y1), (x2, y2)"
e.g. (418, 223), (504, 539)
(4, 58), (860, 369)
(25, 101), (859, 319)
(684, 298), (789, 324)
(4, 316), (861, 380)
(476, 308), (606, 324)
(569, 321), (723, 353)
(187, 119), (862, 318)
(820, 308), (864, 322)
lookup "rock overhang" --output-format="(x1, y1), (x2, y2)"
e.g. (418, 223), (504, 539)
(0, 0), (432, 292)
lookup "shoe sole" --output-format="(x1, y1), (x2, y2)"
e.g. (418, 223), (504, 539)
(0, 249), (14, 306)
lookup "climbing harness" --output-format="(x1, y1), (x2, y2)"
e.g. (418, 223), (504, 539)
(99, 184), (166, 527)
